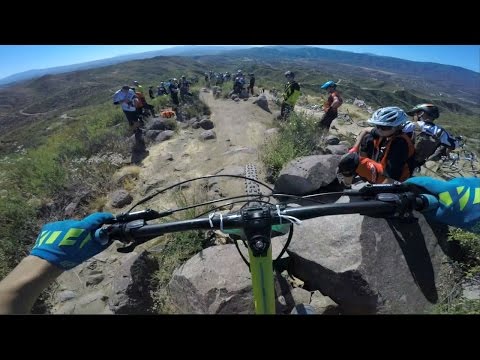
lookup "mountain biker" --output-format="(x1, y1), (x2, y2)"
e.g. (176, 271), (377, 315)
(158, 82), (168, 96)
(133, 81), (156, 117)
(233, 70), (246, 95)
(248, 73), (255, 95)
(280, 71), (301, 121)
(339, 106), (415, 184)
(113, 85), (141, 127)
(406, 103), (457, 167)
(1, 176), (478, 314)
(169, 79), (180, 107)
(318, 80), (343, 129)
(179, 75), (192, 102)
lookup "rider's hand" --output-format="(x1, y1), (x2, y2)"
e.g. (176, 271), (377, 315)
(30, 212), (114, 270)
(404, 176), (480, 232)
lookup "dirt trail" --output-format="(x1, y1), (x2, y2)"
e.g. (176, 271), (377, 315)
(136, 92), (278, 210)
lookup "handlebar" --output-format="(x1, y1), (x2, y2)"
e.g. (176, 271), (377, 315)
(94, 189), (439, 253)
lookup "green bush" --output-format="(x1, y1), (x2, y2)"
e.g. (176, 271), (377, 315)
(448, 228), (480, 269)
(0, 193), (38, 279)
(261, 112), (319, 180)
(0, 101), (131, 279)
(432, 299), (480, 314)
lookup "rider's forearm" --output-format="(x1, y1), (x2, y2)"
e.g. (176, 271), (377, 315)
(0, 256), (63, 314)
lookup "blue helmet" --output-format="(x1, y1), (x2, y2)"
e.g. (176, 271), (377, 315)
(368, 107), (407, 127)
(321, 80), (336, 89)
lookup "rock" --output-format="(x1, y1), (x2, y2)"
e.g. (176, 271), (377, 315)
(168, 245), (254, 314)
(274, 155), (342, 195)
(109, 251), (159, 314)
(325, 144), (349, 155)
(280, 197), (450, 314)
(325, 135), (340, 145)
(200, 130), (217, 140)
(110, 190), (133, 208)
(57, 290), (77, 303)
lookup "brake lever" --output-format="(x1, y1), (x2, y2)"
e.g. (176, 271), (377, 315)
(116, 237), (152, 253)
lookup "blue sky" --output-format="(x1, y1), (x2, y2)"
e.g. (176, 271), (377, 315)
(0, 45), (478, 80)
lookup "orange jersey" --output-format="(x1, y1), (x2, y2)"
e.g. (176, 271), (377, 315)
(356, 133), (415, 183)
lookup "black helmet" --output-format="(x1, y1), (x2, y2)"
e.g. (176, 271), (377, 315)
(406, 104), (439, 119)
(284, 71), (294, 78)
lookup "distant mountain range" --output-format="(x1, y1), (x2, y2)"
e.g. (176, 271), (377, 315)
(0, 46), (255, 86)
(227, 46), (480, 104)
(1, 45), (478, 135)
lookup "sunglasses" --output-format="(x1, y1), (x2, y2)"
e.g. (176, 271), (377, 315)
(376, 125), (394, 131)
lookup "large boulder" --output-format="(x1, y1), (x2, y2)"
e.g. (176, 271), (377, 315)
(325, 144), (349, 155)
(253, 95), (271, 113)
(280, 196), (451, 314)
(50, 245), (158, 314)
(168, 245), (254, 314)
(274, 155), (342, 195)
(109, 251), (159, 314)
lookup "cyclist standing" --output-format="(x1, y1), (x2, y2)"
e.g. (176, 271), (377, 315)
(280, 71), (301, 121)
(113, 85), (141, 127)
(406, 103), (457, 166)
(318, 80), (343, 129)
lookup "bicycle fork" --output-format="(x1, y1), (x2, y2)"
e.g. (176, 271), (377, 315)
(243, 207), (276, 314)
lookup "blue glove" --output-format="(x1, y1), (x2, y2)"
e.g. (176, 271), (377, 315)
(30, 212), (114, 270)
(404, 177), (480, 232)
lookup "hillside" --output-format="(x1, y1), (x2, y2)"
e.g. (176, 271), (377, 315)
(229, 46), (480, 104)
(0, 46), (256, 86)
(0, 46), (478, 154)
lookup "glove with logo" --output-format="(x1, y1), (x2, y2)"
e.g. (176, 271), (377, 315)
(404, 176), (480, 232)
(30, 212), (114, 270)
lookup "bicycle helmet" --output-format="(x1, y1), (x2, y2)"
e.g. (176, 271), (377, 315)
(284, 71), (295, 78)
(133, 81), (139, 85)
(321, 80), (336, 89)
(368, 106), (407, 127)
(406, 104), (439, 119)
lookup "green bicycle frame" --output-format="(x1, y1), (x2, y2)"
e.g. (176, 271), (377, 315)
(224, 224), (289, 314)
(249, 244), (276, 314)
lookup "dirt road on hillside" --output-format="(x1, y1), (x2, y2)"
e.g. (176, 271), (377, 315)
(136, 92), (279, 210)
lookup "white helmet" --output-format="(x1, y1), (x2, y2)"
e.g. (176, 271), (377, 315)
(368, 106), (407, 127)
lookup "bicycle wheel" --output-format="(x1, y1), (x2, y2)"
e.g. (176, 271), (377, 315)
(245, 163), (261, 206)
